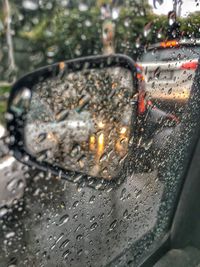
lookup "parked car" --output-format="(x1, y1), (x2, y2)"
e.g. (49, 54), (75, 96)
(138, 39), (200, 104)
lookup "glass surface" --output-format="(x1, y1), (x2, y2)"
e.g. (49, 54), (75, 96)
(25, 67), (134, 179)
(0, 1), (200, 267)
(140, 45), (200, 62)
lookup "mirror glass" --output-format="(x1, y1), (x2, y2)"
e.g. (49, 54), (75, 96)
(24, 66), (135, 180)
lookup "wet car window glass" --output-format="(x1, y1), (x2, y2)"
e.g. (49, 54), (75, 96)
(140, 45), (200, 62)
(1, 0), (200, 266)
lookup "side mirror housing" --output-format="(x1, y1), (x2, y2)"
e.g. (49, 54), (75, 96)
(7, 54), (138, 189)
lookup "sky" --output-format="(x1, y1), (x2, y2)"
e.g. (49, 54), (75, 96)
(149, 0), (200, 17)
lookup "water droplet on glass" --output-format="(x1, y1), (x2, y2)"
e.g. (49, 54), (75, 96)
(46, 46), (58, 58)
(99, 153), (107, 163)
(78, 155), (86, 168)
(90, 216), (95, 222)
(123, 209), (128, 219)
(79, 3), (88, 11)
(59, 214), (69, 226)
(120, 188), (126, 200)
(5, 112), (14, 121)
(76, 234), (83, 241)
(135, 189), (142, 199)
(168, 88), (172, 94)
(74, 174), (83, 183)
(95, 183), (102, 190)
(124, 19), (129, 27)
(157, 32), (162, 39)
(7, 178), (24, 192)
(56, 109), (69, 121)
(0, 207), (8, 217)
(71, 144), (81, 157)
(23, 0), (39, 10)
(73, 201), (79, 208)
(37, 133), (47, 143)
(85, 20), (92, 27)
(77, 249), (83, 256)
(62, 249), (70, 259)
(109, 220), (117, 231)
(56, 233), (64, 244)
(90, 222), (98, 231)
(5, 232), (15, 239)
(89, 195), (95, 204)
(59, 239), (69, 250)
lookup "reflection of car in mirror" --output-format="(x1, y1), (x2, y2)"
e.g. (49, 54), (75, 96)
(25, 66), (134, 180)
(7, 55), (138, 182)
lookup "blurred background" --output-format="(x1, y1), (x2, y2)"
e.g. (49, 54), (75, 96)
(1, 0), (200, 123)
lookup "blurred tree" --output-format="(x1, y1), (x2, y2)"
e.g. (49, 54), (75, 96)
(0, 0), (16, 83)
(180, 11), (200, 39)
(1, 0), (200, 80)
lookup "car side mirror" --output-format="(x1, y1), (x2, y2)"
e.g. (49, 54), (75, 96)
(7, 54), (138, 189)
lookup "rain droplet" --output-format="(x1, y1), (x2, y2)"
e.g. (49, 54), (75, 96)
(59, 239), (69, 250)
(124, 19), (129, 27)
(168, 88), (172, 94)
(74, 174), (83, 183)
(109, 220), (117, 231)
(90, 222), (98, 231)
(23, 0), (38, 10)
(89, 195), (95, 204)
(55, 109), (69, 122)
(85, 20), (92, 27)
(5, 112), (14, 121)
(37, 133), (47, 143)
(73, 201), (79, 208)
(56, 233), (64, 244)
(7, 178), (24, 192)
(77, 249), (83, 256)
(78, 155), (86, 168)
(99, 153), (107, 163)
(78, 3), (88, 11)
(5, 232), (15, 239)
(90, 216), (95, 222)
(0, 207), (8, 217)
(76, 234), (83, 241)
(135, 189), (142, 199)
(62, 250), (70, 259)
(120, 188), (126, 200)
(73, 214), (78, 219)
(99, 213), (105, 220)
(22, 155), (30, 162)
(71, 144), (81, 157)
(123, 209), (128, 219)
(95, 183), (102, 190)
(59, 214), (69, 226)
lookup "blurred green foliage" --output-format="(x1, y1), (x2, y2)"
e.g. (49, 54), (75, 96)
(0, 0), (200, 123)
(1, 0), (200, 79)
(0, 86), (10, 95)
(0, 86), (10, 124)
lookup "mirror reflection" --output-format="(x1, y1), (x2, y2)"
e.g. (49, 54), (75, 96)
(25, 66), (135, 179)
